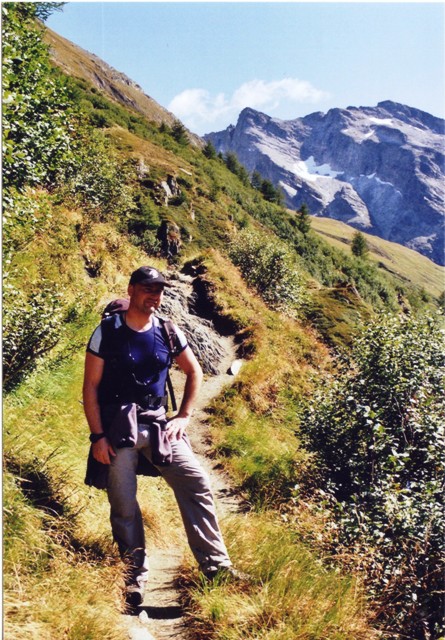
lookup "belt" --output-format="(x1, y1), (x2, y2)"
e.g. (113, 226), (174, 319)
(136, 395), (168, 410)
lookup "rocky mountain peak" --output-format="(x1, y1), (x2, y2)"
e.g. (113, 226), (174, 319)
(205, 102), (445, 265)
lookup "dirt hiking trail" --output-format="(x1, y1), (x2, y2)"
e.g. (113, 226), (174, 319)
(122, 276), (246, 640)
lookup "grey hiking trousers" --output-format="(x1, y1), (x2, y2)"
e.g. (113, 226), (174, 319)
(106, 422), (232, 585)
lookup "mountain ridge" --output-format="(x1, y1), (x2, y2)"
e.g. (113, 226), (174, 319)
(205, 102), (445, 265)
(44, 26), (203, 147)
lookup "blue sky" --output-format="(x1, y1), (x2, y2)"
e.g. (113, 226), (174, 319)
(47, 2), (445, 135)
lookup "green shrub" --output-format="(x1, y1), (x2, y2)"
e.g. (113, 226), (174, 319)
(3, 281), (66, 391)
(129, 230), (161, 256)
(229, 229), (305, 316)
(2, 3), (75, 191)
(3, 189), (54, 261)
(301, 312), (445, 638)
(125, 192), (160, 234)
(64, 129), (137, 221)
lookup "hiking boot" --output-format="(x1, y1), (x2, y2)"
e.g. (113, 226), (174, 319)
(203, 566), (253, 584)
(125, 583), (145, 610)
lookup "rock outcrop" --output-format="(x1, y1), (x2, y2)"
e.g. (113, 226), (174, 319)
(157, 220), (182, 259)
(205, 101), (445, 265)
(161, 274), (229, 375)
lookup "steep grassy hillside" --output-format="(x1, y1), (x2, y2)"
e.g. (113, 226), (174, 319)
(3, 6), (443, 640)
(44, 25), (203, 146)
(310, 215), (444, 299)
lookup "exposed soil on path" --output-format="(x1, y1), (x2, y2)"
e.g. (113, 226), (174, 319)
(121, 277), (246, 640)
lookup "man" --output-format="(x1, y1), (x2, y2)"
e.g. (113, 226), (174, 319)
(83, 266), (235, 608)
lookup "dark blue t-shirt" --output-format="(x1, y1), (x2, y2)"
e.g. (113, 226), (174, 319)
(87, 314), (187, 404)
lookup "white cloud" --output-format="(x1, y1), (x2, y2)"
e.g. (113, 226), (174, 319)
(168, 78), (330, 134)
(232, 78), (328, 110)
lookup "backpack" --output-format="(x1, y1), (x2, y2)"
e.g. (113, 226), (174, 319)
(101, 299), (178, 412)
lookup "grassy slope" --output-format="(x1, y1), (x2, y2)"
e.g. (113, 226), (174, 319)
(44, 27), (178, 128)
(4, 244), (378, 639)
(310, 215), (444, 299)
(44, 25), (203, 146)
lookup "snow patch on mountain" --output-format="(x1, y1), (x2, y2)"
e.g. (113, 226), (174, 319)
(369, 117), (393, 126)
(298, 156), (344, 180)
(280, 182), (297, 197)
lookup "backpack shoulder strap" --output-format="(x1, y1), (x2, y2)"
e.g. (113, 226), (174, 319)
(100, 312), (123, 349)
(158, 317), (178, 412)
(158, 317), (181, 357)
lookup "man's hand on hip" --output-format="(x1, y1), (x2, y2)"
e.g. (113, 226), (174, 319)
(166, 416), (190, 441)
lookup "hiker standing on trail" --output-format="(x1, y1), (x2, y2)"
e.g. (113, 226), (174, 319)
(82, 266), (238, 608)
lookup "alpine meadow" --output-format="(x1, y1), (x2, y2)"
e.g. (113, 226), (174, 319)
(3, 5), (444, 640)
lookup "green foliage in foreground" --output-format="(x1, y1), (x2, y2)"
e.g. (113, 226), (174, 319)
(3, 280), (65, 391)
(2, 3), (75, 191)
(300, 313), (445, 638)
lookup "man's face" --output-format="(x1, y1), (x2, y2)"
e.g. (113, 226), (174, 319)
(128, 283), (165, 315)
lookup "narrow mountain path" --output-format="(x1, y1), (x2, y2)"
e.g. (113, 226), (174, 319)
(121, 276), (246, 640)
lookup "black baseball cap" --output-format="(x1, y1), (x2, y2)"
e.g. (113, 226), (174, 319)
(129, 266), (173, 287)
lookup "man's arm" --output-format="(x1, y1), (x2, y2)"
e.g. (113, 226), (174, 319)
(83, 352), (116, 464)
(166, 345), (203, 441)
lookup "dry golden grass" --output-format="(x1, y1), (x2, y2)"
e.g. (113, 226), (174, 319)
(109, 125), (189, 173)
(45, 27), (177, 128)
(310, 215), (444, 298)
(183, 513), (378, 640)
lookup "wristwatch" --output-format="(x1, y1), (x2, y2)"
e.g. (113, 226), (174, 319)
(89, 432), (107, 443)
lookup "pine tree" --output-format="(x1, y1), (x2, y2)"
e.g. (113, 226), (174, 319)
(296, 203), (311, 235)
(251, 170), (263, 190)
(171, 120), (189, 145)
(224, 151), (241, 174)
(261, 179), (284, 205)
(351, 231), (369, 258)
(34, 2), (66, 22)
(203, 140), (217, 160)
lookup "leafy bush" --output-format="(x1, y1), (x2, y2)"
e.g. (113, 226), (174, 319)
(129, 230), (161, 256)
(3, 189), (54, 261)
(300, 313), (445, 638)
(64, 128), (137, 221)
(3, 282), (66, 391)
(2, 3), (74, 191)
(229, 228), (305, 316)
